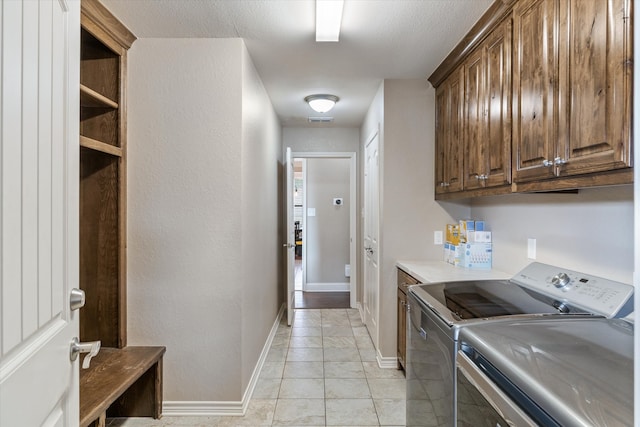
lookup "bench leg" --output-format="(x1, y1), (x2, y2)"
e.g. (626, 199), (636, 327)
(154, 358), (163, 419)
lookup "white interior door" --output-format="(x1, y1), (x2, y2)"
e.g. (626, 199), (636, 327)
(363, 132), (380, 347)
(0, 0), (81, 425)
(285, 147), (295, 325)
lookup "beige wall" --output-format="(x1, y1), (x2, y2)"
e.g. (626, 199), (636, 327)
(361, 79), (470, 359)
(239, 44), (283, 391)
(306, 158), (351, 284)
(127, 38), (281, 402)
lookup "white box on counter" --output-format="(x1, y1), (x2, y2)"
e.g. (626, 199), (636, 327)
(462, 242), (492, 269)
(467, 231), (492, 243)
(444, 243), (464, 266)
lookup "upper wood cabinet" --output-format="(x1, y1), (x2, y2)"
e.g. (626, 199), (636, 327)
(557, 0), (632, 176)
(512, 0), (558, 182)
(513, 0), (632, 184)
(464, 19), (512, 190)
(430, 0), (632, 198)
(435, 68), (465, 194)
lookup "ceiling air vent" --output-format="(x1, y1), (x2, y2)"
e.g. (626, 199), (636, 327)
(308, 116), (334, 123)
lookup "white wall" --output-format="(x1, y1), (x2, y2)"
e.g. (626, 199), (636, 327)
(306, 158), (351, 285)
(361, 80), (469, 359)
(471, 186), (633, 283)
(127, 38), (281, 403)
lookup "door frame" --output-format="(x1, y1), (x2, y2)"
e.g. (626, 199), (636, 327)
(362, 128), (380, 345)
(292, 151), (357, 308)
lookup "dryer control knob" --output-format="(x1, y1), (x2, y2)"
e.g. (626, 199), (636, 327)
(552, 300), (571, 313)
(551, 272), (571, 289)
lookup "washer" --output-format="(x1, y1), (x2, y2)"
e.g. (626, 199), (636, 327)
(405, 262), (633, 427)
(457, 318), (633, 426)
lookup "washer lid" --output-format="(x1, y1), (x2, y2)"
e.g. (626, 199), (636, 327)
(459, 318), (633, 427)
(410, 280), (590, 326)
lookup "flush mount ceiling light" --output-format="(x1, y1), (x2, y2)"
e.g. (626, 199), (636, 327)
(305, 94), (339, 113)
(316, 0), (344, 42)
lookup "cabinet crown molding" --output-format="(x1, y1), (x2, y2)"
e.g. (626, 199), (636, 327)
(428, 0), (515, 88)
(82, 0), (136, 50)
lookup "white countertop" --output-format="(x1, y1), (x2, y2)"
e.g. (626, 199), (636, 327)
(396, 260), (511, 283)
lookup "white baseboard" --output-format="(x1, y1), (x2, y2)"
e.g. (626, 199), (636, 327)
(162, 401), (243, 416)
(163, 303), (285, 417)
(377, 348), (400, 369)
(304, 282), (350, 292)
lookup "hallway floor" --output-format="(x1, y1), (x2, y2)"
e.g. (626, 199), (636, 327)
(108, 308), (405, 426)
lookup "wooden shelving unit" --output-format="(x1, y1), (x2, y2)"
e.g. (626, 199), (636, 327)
(79, 1), (131, 349)
(79, 2), (164, 426)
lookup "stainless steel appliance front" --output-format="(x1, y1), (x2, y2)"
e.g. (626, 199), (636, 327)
(457, 318), (633, 426)
(456, 351), (536, 427)
(405, 262), (634, 426)
(406, 292), (454, 426)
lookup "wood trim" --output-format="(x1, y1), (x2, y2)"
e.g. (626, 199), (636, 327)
(81, 0), (136, 50)
(80, 135), (123, 157)
(118, 50), (128, 348)
(436, 168), (633, 199)
(435, 184), (513, 200)
(428, 0), (517, 87)
(513, 169), (633, 193)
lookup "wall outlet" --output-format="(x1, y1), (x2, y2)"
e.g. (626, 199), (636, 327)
(527, 238), (536, 259)
(345, 264), (351, 277)
(434, 230), (443, 245)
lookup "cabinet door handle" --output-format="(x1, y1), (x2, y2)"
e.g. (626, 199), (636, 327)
(475, 174), (488, 181)
(554, 157), (567, 166)
(439, 182), (450, 187)
(542, 159), (554, 167)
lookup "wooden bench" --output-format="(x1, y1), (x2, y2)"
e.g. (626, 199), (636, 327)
(80, 346), (166, 427)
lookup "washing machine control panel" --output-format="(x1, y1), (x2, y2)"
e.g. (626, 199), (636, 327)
(512, 262), (633, 318)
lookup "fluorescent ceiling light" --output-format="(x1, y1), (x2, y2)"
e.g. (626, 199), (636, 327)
(316, 0), (344, 42)
(305, 94), (339, 113)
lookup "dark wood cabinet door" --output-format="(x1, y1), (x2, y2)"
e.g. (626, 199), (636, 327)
(435, 68), (465, 194)
(435, 85), (448, 194)
(465, 19), (513, 190)
(512, 0), (558, 182)
(557, 0), (632, 176)
(464, 48), (485, 190)
(484, 19), (512, 188)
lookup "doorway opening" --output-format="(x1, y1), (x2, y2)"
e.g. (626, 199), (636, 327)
(290, 152), (357, 310)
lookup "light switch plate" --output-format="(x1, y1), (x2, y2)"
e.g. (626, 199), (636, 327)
(307, 208), (316, 217)
(434, 230), (443, 245)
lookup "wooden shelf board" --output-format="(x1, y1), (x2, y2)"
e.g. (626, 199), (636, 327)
(80, 135), (122, 157)
(80, 84), (118, 109)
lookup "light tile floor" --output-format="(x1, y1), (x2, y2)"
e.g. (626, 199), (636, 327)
(108, 308), (406, 427)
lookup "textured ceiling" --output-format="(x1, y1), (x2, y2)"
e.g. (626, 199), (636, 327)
(101, 0), (492, 127)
